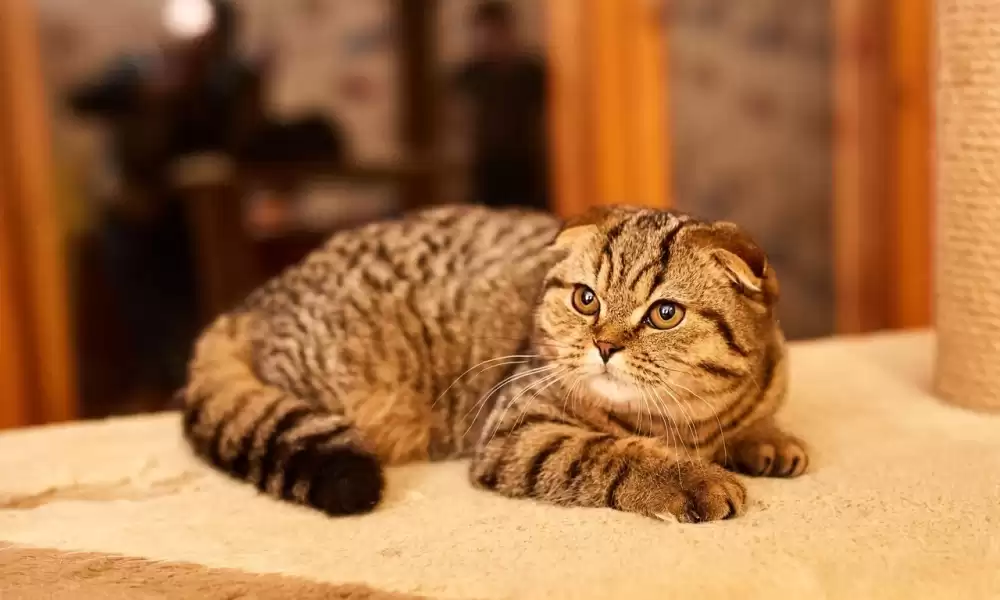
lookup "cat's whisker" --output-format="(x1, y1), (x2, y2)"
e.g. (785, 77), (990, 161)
(644, 385), (658, 438)
(558, 370), (580, 417)
(663, 379), (729, 465)
(462, 364), (560, 438)
(660, 363), (748, 400)
(507, 368), (572, 426)
(634, 385), (651, 437)
(645, 384), (676, 435)
(529, 369), (579, 414)
(661, 363), (696, 376)
(506, 369), (573, 434)
(431, 354), (537, 409)
(640, 383), (670, 440)
(462, 363), (561, 428)
(638, 384), (655, 437)
(567, 374), (584, 414)
(644, 384), (689, 483)
(462, 365), (555, 437)
(563, 372), (586, 417)
(659, 384), (699, 445)
(664, 391), (703, 471)
(647, 385), (692, 482)
(484, 368), (569, 444)
(632, 364), (701, 439)
(651, 364), (730, 440)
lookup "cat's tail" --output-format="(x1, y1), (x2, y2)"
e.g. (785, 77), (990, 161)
(180, 313), (384, 515)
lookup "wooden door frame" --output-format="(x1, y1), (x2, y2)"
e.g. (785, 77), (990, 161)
(0, 0), (77, 427)
(547, 0), (671, 217)
(833, 0), (933, 333)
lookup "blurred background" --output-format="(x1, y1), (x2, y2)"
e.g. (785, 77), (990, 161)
(0, 0), (932, 428)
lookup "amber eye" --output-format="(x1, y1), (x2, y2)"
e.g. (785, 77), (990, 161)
(571, 285), (600, 316)
(645, 301), (685, 330)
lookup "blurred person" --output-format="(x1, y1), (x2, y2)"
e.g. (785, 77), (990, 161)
(241, 113), (347, 238)
(67, 0), (263, 397)
(454, 1), (549, 210)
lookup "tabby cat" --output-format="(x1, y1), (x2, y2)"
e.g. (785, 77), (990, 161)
(182, 205), (808, 522)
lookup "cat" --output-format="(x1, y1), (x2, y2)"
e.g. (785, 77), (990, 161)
(181, 204), (808, 522)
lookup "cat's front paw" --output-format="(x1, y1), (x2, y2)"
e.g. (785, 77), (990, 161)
(640, 461), (747, 523)
(721, 435), (809, 478)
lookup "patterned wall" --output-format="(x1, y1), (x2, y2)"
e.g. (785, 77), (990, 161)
(36, 0), (544, 221)
(667, 0), (834, 339)
(36, 0), (402, 235)
(37, 0), (400, 163)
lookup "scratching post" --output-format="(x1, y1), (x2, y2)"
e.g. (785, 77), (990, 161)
(935, 0), (1000, 411)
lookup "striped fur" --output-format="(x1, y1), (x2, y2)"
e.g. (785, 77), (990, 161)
(181, 205), (807, 521)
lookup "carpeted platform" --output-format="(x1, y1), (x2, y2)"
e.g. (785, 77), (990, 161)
(1, 331), (999, 599)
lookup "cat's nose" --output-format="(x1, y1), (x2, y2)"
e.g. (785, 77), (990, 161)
(594, 340), (624, 363)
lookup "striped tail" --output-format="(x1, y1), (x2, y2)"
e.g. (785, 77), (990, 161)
(181, 313), (383, 515)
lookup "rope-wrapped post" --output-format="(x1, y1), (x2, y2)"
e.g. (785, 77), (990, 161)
(935, 0), (1000, 411)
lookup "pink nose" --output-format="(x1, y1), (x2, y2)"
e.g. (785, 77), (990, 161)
(594, 340), (623, 363)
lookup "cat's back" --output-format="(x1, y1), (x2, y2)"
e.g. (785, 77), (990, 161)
(359, 204), (560, 282)
(246, 205), (560, 308)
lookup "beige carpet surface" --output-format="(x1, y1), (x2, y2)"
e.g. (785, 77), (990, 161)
(0, 544), (423, 600)
(1, 331), (999, 599)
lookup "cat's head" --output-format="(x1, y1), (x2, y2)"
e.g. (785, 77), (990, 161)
(534, 206), (781, 417)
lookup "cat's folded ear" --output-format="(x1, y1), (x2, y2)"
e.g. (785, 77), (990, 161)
(691, 222), (780, 304)
(553, 206), (628, 250)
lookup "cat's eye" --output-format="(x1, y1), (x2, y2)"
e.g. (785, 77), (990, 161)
(571, 285), (600, 316)
(645, 301), (685, 330)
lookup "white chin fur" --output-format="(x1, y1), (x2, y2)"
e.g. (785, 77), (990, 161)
(580, 350), (644, 405)
(587, 374), (641, 405)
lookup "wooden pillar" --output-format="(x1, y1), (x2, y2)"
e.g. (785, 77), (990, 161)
(0, 0), (78, 427)
(887, 0), (933, 329)
(0, 196), (31, 428)
(833, 0), (933, 333)
(547, 0), (670, 218)
(399, 0), (439, 210)
(833, 0), (891, 333)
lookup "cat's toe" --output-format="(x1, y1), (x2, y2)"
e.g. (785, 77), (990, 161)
(728, 440), (775, 476)
(726, 438), (808, 478)
(661, 463), (747, 523)
(683, 473), (746, 522)
(772, 440), (809, 477)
